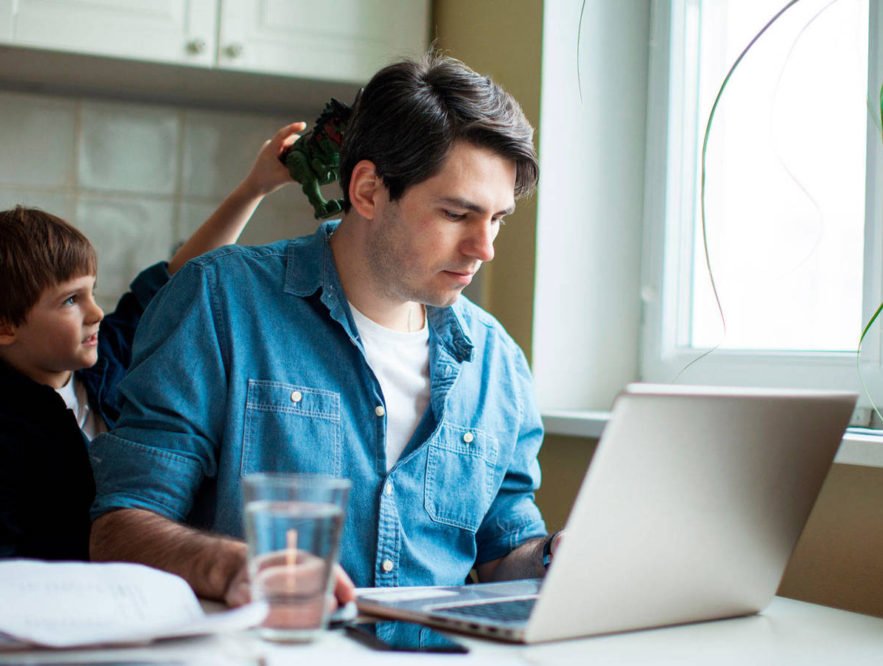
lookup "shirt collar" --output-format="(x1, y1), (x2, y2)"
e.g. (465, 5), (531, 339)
(282, 220), (475, 364)
(283, 220), (339, 298)
(428, 304), (474, 364)
(55, 374), (78, 412)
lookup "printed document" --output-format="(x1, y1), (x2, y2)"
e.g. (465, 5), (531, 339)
(0, 560), (266, 649)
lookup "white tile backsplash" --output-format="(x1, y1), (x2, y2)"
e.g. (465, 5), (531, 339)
(176, 201), (216, 246)
(75, 196), (175, 312)
(79, 101), (179, 195)
(177, 183), (319, 250)
(181, 111), (292, 199)
(0, 92), (76, 188)
(240, 183), (320, 247)
(0, 188), (75, 221)
(0, 89), (319, 308)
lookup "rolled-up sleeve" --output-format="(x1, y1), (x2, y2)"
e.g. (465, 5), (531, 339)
(474, 348), (547, 564)
(90, 260), (228, 522)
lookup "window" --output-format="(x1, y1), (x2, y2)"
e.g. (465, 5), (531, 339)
(641, 0), (882, 419)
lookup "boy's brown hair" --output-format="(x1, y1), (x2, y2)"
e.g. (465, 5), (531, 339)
(0, 206), (97, 327)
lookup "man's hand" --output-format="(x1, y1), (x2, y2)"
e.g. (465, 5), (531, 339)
(224, 558), (356, 610)
(331, 564), (357, 606)
(223, 559), (251, 607)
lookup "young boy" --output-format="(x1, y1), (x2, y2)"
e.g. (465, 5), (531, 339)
(0, 121), (306, 561)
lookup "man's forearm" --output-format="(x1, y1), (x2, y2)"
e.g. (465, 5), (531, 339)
(90, 508), (246, 601)
(477, 537), (546, 582)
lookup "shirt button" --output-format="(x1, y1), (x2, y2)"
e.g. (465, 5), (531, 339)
(382, 559), (394, 572)
(290, 390), (303, 403)
(375, 405), (386, 417)
(385, 482), (393, 496)
(463, 432), (474, 443)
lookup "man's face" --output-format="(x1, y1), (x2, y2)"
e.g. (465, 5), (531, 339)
(0, 274), (104, 387)
(366, 142), (517, 308)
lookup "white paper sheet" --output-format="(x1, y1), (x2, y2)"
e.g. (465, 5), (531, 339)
(0, 560), (267, 649)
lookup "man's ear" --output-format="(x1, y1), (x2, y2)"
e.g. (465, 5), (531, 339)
(0, 321), (17, 346)
(348, 160), (382, 220)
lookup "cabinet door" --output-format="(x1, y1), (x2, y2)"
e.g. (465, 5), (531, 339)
(2, 0), (217, 67)
(0, 1), (11, 41)
(218, 0), (430, 83)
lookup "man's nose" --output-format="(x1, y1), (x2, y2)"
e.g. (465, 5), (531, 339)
(464, 220), (496, 263)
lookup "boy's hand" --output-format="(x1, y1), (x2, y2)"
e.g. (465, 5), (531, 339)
(241, 122), (307, 198)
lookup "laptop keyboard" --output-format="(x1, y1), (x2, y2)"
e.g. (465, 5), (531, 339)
(435, 598), (536, 622)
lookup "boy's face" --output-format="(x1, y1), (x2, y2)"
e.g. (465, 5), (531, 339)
(0, 274), (104, 388)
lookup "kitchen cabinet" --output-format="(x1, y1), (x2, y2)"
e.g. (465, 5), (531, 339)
(219, 0), (429, 83)
(0, 0), (429, 84)
(0, 1), (218, 68)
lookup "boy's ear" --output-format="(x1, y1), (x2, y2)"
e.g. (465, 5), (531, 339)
(348, 160), (382, 220)
(0, 322), (16, 347)
(0, 321), (17, 346)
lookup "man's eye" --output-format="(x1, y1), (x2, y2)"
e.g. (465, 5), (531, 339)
(444, 210), (466, 221)
(495, 217), (508, 227)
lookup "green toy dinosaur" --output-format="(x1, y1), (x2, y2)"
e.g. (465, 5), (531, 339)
(281, 97), (353, 219)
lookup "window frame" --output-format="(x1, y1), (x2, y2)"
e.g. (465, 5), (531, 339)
(640, 0), (883, 416)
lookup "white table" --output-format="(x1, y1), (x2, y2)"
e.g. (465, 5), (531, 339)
(2, 597), (882, 665)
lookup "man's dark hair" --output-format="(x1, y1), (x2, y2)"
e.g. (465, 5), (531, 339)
(340, 53), (538, 212)
(0, 206), (97, 327)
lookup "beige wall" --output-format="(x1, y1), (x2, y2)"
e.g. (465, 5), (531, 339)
(433, 1), (883, 621)
(779, 464), (883, 618)
(535, 435), (597, 532)
(432, 0), (543, 359)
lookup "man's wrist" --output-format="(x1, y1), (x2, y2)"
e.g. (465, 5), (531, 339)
(541, 531), (560, 570)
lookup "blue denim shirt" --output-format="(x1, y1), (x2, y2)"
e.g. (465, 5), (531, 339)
(90, 222), (546, 588)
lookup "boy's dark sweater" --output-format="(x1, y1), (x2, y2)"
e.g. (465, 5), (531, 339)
(0, 262), (170, 560)
(0, 362), (94, 559)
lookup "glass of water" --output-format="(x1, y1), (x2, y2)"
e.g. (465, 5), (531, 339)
(242, 473), (350, 642)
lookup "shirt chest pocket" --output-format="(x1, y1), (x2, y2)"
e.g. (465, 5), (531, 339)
(424, 423), (499, 533)
(241, 380), (342, 477)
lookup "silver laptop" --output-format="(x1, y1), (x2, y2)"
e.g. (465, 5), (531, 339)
(357, 383), (857, 643)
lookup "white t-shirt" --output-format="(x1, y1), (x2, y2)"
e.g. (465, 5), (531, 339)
(56, 375), (107, 441)
(350, 304), (431, 470)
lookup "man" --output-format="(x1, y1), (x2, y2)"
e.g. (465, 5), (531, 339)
(90, 54), (557, 606)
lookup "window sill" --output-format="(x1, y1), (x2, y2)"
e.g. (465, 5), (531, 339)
(541, 412), (883, 469)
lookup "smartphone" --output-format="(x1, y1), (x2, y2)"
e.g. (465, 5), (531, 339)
(345, 619), (469, 654)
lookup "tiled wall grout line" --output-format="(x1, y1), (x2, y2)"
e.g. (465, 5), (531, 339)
(0, 88), (320, 309)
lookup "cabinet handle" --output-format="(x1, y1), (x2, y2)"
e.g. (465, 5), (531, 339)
(223, 43), (244, 59)
(185, 39), (206, 55)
